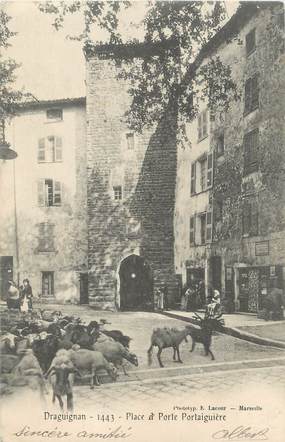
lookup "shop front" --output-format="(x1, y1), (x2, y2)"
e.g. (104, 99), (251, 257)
(237, 265), (283, 313)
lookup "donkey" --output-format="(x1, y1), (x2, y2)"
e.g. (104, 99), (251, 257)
(147, 327), (192, 368)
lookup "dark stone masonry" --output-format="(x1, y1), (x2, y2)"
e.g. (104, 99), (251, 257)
(86, 48), (179, 310)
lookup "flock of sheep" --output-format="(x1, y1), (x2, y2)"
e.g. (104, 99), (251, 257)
(0, 308), (224, 412)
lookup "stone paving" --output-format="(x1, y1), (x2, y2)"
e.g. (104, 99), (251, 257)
(73, 364), (285, 409)
(27, 304), (285, 371)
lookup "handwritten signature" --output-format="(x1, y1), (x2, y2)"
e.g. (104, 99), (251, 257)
(212, 426), (270, 440)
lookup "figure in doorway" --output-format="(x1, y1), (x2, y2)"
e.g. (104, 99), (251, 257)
(206, 289), (221, 318)
(154, 287), (164, 311)
(20, 278), (33, 312)
(7, 280), (20, 310)
(264, 282), (284, 321)
(181, 284), (196, 311)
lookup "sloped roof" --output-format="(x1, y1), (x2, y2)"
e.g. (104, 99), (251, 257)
(19, 96), (86, 110)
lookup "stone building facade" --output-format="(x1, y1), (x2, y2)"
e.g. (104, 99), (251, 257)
(0, 98), (88, 303)
(174, 2), (285, 314)
(86, 44), (179, 310)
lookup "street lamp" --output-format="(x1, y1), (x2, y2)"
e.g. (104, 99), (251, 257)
(0, 120), (17, 160)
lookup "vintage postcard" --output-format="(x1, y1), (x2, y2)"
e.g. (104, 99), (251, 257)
(0, 1), (284, 441)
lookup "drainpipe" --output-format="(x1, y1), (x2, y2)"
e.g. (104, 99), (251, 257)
(12, 139), (20, 287)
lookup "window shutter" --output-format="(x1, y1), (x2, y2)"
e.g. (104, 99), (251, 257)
(47, 223), (55, 250)
(246, 29), (256, 55)
(202, 110), (208, 138)
(55, 137), (62, 161)
(251, 202), (259, 236)
(38, 138), (45, 162)
(190, 162), (196, 195)
(37, 179), (45, 206)
(197, 115), (202, 140)
(207, 153), (213, 188)
(53, 181), (62, 206)
(190, 215), (195, 246)
(206, 210), (212, 243)
(244, 78), (251, 113)
(243, 134), (250, 174)
(242, 202), (251, 235)
(251, 129), (259, 170)
(252, 75), (259, 110)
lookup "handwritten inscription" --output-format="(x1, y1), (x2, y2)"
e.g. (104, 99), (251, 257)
(13, 425), (133, 439)
(212, 426), (270, 440)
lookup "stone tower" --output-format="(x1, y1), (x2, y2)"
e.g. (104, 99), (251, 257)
(85, 42), (179, 310)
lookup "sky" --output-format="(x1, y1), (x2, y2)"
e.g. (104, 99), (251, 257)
(3, 1), (239, 101)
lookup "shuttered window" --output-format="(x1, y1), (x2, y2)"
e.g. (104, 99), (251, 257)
(216, 133), (224, 157)
(37, 136), (63, 162)
(207, 153), (214, 188)
(244, 129), (259, 175)
(37, 179), (62, 207)
(242, 200), (259, 236)
(244, 75), (259, 114)
(190, 216), (195, 246)
(197, 110), (208, 141)
(38, 223), (55, 252)
(42, 272), (54, 296)
(46, 109), (62, 121)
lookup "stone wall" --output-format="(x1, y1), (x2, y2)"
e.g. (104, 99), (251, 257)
(86, 55), (179, 310)
(174, 3), (285, 301)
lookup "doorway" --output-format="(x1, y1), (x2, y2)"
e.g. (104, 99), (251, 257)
(79, 273), (89, 304)
(119, 255), (153, 311)
(0, 256), (13, 300)
(210, 256), (222, 292)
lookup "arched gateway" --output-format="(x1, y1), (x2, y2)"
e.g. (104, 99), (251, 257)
(119, 255), (153, 311)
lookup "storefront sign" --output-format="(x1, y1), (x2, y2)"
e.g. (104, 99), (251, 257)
(255, 241), (269, 256)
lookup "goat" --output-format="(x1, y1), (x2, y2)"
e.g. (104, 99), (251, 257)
(102, 330), (132, 348)
(147, 327), (192, 368)
(67, 348), (117, 388)
(93, 341), (138, 375)
(45, 350), (79, 411)
(188, 312), (225, 360)
(46, 323), (63, 339)
(32, 334), (59, 372)
(97, 320), (132, 348)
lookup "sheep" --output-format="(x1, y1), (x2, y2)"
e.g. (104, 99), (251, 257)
(45, 349), (79, 411)
(0, 333), (17, 353)
(93, 341), (138, 376)
(39, 310), (62, 322)
(68, 348), (118, 388)
(12, 349), (47, 399)
(147, 326), (193, 368)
